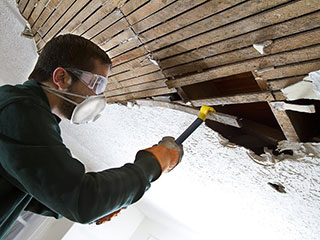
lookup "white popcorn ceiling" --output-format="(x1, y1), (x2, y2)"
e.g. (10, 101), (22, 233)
(60, 104), (320, 240)
(0, 0), (37, 85)
(1, 1), (319, 239)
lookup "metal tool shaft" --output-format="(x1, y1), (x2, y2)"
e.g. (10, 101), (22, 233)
(175, 118), (203, 145)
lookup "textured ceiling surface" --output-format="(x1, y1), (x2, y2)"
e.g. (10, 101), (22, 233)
(2, 1), (320, 239)
(60, 103), (320, 239)
(0, 0), (37, 84)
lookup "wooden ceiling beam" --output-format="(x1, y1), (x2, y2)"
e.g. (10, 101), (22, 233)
(268, 102), (300, 142)
(135, 100), (242, 128)
(106, 87), (176, 102)
(191, 92), (275, 107)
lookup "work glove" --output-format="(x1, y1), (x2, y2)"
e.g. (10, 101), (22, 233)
(95, 207), (126, 225)
(144, 136), (183, 173)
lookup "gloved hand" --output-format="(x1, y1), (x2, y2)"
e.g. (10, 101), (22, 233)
(95, 207), (126, 225)
(144, 136), (183, 173)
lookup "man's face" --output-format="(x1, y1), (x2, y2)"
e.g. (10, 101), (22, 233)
(59, 60), (110, 120)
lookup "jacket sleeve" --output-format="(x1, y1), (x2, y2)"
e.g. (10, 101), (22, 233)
(25, 198), (62, 219)
(0, 100), (161, 223)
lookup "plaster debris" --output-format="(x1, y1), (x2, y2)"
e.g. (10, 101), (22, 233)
(21, 24), (33, 39)
(249, 140), (320, 165)
(282, 70), (320, 100)
(253, 40), (273, 55)
(151, 96), (171, 102)
(270, 102), (316, 113)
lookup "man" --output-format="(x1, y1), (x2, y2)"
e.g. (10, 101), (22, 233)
(0, 34), (183, 239)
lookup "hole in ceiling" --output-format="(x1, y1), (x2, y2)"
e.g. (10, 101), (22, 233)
(206, 102), (286, 155)
(181, 72), (260, 100)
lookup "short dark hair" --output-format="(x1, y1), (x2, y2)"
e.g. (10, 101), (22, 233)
(29, 34), (112, 83)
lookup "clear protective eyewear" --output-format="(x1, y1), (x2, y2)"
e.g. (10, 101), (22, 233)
(65, 68), (108, 94)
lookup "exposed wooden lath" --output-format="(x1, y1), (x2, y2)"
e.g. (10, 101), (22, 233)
(17, 0), (320, 144)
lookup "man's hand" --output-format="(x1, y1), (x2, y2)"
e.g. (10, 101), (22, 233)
(95, 208), (126, 225)
(144, 136), (183, 173)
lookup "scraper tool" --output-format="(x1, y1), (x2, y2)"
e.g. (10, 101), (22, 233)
(175, 105), (215, 145)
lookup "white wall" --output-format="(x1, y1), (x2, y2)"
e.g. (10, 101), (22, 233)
(130, 217), (196, 240)
(22, 217), (74, 240)
(62, 206), (145, 240)
(0, 0), (37, 85)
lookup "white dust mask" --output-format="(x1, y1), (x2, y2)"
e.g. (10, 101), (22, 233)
(42, 86), (106, 125)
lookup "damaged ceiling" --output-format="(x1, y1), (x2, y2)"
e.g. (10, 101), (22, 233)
(17, 0), (320, 152)
(3, 1), (320, 239)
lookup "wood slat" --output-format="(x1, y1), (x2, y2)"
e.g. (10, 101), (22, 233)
(109, 64), (160, 83)
(125, 0), (176, 25)
(36, 34), (46, 50)
(72, 0), (126, 36)
(37, 0), (75, 39)
(110, 55), (151, 76)
(32, 0), (60, 33)
(267, 76), (305, 90)
(162, 19), (320, 74)
(164, 13), (320, 77)
(191, 92), (275, 107)
(120, 0), (148, 16)
(18, 0), (28, 13)
(83, 10), (123, 40)
(59, 0), (107, 35)
(139, 0), (245, 42)
(107, 36), (141, 58)
(22, 0), (37, 20)
(111, 46), (148, 66)
(261, 59), (320, 80)
(132, 0), (207, 34)
(108, 71), (166, 90)
(272, 91), (287, 101)
(106, 87), (176, 102)
(135, 100), (242, 128)
(268, 102), (300, 141)
(100, 28), (136, 51)
(29, 0), (50, 27)
(150, 0), (318, 60)
(166, 44), (320, 88)
(43, 0), (89, 42)
(106, 80), (167, 97)
(91, 18), (129, 45)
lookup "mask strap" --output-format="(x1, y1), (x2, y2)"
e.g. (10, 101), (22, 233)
(41, 85), (86, 106)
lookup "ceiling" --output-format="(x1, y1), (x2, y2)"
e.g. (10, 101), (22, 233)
(3, 0), (320, 239)
(16, 0), (320, 148)
(18, 0), (320, 102)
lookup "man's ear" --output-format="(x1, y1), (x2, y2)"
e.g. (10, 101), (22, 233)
(52, 67), (72, 90)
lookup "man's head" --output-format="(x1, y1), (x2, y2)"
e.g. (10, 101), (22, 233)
(29, 34), (112, 120)
(29, 34), (111, 84)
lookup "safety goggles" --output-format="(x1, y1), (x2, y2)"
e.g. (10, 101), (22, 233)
(65, 68), (108, 94)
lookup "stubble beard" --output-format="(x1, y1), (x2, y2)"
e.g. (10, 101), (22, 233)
(58, 85), (78, 120)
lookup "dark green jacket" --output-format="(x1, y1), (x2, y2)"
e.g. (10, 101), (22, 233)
(0, 80), (161, 239)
